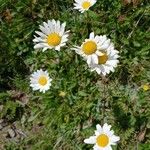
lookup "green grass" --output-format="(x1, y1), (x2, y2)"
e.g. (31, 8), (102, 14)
(0, 0), (150, 149)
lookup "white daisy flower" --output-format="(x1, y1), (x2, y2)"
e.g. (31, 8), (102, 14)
(30, 69), (52, 93)
(33, 19), (69, 52)
(73, 32), (103, 65)
(88, 35), (119, 76)
(73, 0), (97, 13)
(84, 123), (120, 150)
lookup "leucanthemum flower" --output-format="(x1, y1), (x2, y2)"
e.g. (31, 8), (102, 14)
(88, 35), (119, 76)
(33, 19), (69, 51)
(73, 0), (97, 13)
(84, 123), (120, 150)
(73, 32), (103, 65)
(30, 69), (52, 93)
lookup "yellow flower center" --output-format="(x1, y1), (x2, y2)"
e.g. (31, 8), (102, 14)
(38, 76), (47, 86)
(96, 134), (109, 147)
(82, 41), (97, 55)
(142, 85), (149, 91)
(47, 33), (61, 46)
(82, 1), (91, 9)
(98, 53), (108, 64)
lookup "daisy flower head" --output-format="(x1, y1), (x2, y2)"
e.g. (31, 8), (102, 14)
(73, 32), (103, 65)
(73, 0), (97, 13)
(33, 19), (69, 52)
(30, 69), (52, 93)
(88, 35), (119, 76)
(84, 123), (120, 150)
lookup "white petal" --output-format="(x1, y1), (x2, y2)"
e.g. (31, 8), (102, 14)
(93, 145), (101, 150)
(55, 46), (61, 51)
(39, 25), (49, 35)
(103, 123), (111, 132)
(42, 47), (49, 52)
(111, 135), (120, 143)
(84, 136), (96, 144)
(91, 54), (98, 64)
(105, 146), (112, 150)
(35, 31), (46, 38)
(95, 131), (100, 136)
(87, 56), (92, 65)
(90, 32), (95, 39)
(96, 124), (102, 133)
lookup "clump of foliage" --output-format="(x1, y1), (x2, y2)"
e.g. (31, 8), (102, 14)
(0, 0), (150, 149)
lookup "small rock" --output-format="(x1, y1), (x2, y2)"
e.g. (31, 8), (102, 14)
(138, 128), (147, 142)
(7, 128), (16, 138)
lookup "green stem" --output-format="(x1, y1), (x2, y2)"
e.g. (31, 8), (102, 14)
(102, 75), (107, 124)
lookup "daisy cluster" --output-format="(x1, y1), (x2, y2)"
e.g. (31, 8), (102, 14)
(73, 32), (119, 76)
(29, 0), (120, 149)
